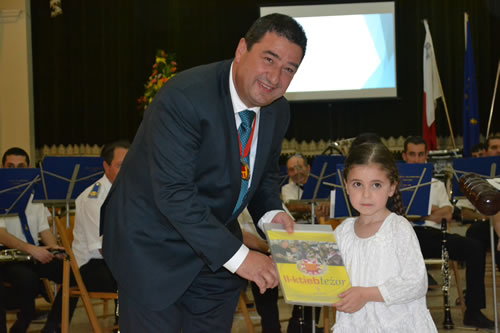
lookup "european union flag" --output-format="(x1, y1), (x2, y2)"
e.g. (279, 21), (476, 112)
(463, 15), (480, 157)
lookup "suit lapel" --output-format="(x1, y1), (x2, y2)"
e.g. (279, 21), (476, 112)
(220, 62), (241, 213)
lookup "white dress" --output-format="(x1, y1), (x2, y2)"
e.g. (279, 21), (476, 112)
(332, 213), (437, 333)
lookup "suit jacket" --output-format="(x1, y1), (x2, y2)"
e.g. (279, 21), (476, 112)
(101, 60), (289, 310)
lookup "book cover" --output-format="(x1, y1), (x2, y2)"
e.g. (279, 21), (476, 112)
(264, 223), (351, 306)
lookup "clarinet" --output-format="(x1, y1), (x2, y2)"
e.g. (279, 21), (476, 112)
(440, 218), (454, 329)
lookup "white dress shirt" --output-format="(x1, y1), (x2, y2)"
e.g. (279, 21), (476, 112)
(224, 63), (282, 273)
(0, 194), (50, 246)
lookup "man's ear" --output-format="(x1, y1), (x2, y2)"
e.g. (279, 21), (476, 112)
(234, 38), (247, 63)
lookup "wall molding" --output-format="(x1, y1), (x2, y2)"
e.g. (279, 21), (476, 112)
(0, 9), (22, 23)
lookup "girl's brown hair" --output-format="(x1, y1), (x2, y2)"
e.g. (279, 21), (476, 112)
(343, 142), (404, 215)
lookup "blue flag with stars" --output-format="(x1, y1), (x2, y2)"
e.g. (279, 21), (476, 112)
(463, 15), (479, 157)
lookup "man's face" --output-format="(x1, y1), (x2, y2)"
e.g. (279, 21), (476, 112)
(2, 155), (28, 168)
(286, 156), (310, 185)
(103, 147), (128, 183)
(402, 143), (427, 164)
(233, 32), (303, 108)
(487, 139), (500, 156)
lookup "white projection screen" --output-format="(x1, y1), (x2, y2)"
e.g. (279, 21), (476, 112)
(260, 2), (397, 101)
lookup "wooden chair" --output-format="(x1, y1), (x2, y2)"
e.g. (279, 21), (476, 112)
(54, 216), (118, 333)
(236, 290), (256, 333)
(318, 217), (343, 331)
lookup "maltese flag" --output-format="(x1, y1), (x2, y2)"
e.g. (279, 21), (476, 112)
(422, 20), (442, 150)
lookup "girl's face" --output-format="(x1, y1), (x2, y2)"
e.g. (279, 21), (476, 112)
(345, 163), (396, 219)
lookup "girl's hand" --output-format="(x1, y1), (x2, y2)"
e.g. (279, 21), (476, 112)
(333, 287), (369, 313)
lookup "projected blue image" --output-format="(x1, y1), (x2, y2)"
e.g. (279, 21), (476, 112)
(289, 13), (395, 93)
(261, 2), (397, 100)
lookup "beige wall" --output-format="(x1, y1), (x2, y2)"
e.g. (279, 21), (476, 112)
(0, 0), (34, 164)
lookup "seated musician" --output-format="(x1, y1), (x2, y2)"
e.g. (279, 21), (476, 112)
(402, 136), (493, 329)
(42, 140), (129, 333)
(460, 135), (500, 272)
(0, 147), (64, 333)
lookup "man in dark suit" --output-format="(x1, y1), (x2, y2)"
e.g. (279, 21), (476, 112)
(101, 13), (307, 332)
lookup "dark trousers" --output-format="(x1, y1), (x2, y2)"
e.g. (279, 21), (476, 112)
(44, 259), (117, 330)
(119, 266), (245, 333)
(466, 220), (500, 269)
(0, 259), (62, 333)
(414, 226), (486, 311)
(250, 282), (281, 333)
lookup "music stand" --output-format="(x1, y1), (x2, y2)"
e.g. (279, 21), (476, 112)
(333, 163), (432, 218)
(33, 156), (104, 227)
(451, 156), (500, 200)
(0, 169), (41, 218)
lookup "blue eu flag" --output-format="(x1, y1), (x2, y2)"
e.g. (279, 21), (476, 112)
(463, 16), (479, 157)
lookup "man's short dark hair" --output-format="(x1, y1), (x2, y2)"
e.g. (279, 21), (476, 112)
(244, 13), (307, 61)
(486, 135), (500, 150)
(2, 147), (30, 166)
(471, 142), (487, 153)
(403, 136), (427, 153)
(101, 140), (130, 165)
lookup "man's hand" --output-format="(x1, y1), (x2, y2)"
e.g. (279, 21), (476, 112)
(235, 250), (279, 294)
(27, 245), (54, 264)
(315, 202), (330, 219)
(271, 212), (295, 233)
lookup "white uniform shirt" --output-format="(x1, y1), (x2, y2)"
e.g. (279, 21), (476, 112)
(413, 178), (452, 229)
(72, 175), (111, 267)
(281, 181), (303, 203)
(0, 194), (50, 246)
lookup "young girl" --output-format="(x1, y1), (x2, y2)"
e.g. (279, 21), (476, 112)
(332, 142), (437, 332)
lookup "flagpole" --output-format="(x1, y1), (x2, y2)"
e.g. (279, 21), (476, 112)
(436, 70), (457, 150)
(486, 59), (500, 139)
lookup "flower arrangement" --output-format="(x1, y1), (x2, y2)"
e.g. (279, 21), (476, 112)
(137, 50), (177, 111)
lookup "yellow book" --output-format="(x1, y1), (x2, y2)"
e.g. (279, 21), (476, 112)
(264, 223), (350, 306)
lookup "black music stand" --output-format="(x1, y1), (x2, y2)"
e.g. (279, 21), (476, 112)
(333, 163), (432, 218)
(33, 156), (104, 226)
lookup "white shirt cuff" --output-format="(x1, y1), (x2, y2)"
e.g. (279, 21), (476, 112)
(257, 210), (284, 231)
(223, 244), (249, 273)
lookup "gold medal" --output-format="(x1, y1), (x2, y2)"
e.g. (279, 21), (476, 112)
(241, 160), (250, 181)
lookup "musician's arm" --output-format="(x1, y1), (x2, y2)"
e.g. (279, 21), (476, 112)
(242, 231), (269, 254)
(461, 207), (487, 221)
(40, 229), (58, 248)
(426, 205), (452, 224)
(0, 228), (54, 263)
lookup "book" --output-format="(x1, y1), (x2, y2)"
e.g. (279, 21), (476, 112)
(264, 223), (351, 306)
